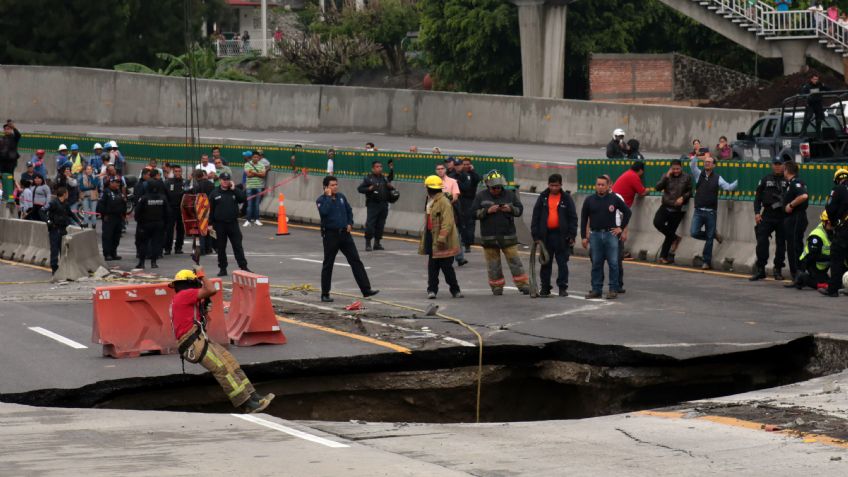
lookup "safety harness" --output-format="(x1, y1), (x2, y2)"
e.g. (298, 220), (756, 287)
(177, 295), (211, 373)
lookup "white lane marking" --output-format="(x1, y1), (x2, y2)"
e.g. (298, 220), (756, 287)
(622, 341), (785, 349)
(499, 303), (609, 328)
(232, 414), (349, 448)
(27, 326), (88, 349)
(292, 257), (370, 269)
(272, 296), (476, 347)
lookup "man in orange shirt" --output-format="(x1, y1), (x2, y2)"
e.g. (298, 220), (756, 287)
(530, 174), (578, 296)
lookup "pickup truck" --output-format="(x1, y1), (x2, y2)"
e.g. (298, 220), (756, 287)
(732, 91), (848, 163)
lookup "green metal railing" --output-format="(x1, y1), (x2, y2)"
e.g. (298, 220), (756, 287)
(576, 158), (845, 205)
(16, 133), (514, 184)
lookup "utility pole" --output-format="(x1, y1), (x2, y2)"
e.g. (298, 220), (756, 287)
(261, 0), (268, 56)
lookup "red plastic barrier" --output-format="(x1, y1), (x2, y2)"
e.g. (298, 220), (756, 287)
(226, 271), (287, 346)
(91, 278), (228, 358)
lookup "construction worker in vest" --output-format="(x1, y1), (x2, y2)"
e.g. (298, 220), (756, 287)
(471, 171), (530, 295)
(170, 267), (274, 413)
(793, 211), (835, 290)
(68, 144), (87, 174)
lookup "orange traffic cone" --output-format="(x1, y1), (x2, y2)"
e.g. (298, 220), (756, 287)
(276, 193), (290, 236)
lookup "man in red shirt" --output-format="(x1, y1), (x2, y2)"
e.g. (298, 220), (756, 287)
(170, 267), (274, 413)
(612, 161), (647, 208)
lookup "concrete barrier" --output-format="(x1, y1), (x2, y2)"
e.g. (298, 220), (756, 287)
(0, 218), (51, 267)
(55, 228), (107, 281)
(2, 65), (765, 153)
(569, 194), (825, 275)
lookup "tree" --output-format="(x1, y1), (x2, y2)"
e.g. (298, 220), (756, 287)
(278, 33), (378, 84)
(0, 0), (224, 69)
(114, 45), (258, 82)
(418, 0), (522, 94)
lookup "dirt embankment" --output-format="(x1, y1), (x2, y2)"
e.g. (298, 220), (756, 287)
(706, 71), (847, 110)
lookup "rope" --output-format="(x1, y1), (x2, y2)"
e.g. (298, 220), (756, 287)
(528, 240), (550, 298)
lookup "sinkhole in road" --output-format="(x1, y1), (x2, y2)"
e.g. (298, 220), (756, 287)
(7, 335), (844, 424)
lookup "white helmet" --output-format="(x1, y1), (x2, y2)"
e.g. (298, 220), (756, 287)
(58, 144), (68, 151)
(108, 140), (118, 148)
(613, 128), (625, 139)
(93, 143), (103, 150)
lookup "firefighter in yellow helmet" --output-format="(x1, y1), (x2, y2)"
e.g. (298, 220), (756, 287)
(471, 172), (530, 295)
(169, 266), (274, 413)
(821, 168), (848, 296)
(419, 175), (463, 299)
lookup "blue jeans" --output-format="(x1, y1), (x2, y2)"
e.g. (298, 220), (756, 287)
(247, 188), (262, 222)
(589, 230), (619, 293)
(81, 197), (97, 227)
(690, 208), (717, 264)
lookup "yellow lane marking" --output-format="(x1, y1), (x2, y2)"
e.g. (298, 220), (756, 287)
(638, 410), (848, 449)
(0, 258), (51, 272)
(275, 314), (412, 355)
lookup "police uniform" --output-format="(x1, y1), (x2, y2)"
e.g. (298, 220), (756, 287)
(752, 164), (787, 279)
(208, 174), (249, 276)
(164, 176), (188, 254)
(97, 181), (127, 261)
(357, 168), (394, 251)
(134, 181), (168, 269)
(43, 196), (80, 274)
(783, 174), (809, 279)
(823, 170), (848, 295)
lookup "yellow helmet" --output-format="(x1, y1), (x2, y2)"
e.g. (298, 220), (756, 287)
(834, 168), (848, 183)
(424, 175), (443, 190)
(485, 171), (506, 188)
(173, 269), (198, 282)
(821, 210), (830, 222)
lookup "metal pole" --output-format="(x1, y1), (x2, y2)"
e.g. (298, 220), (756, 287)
(261, 0), (268, 56)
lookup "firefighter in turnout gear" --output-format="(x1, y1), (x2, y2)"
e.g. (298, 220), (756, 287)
(471, 171), (530, 295)
(169, 267), (274, 413)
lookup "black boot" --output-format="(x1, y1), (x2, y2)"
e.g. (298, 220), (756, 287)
(749, 266), (766, 281)
(374, 241), (384, 251)
(135, 260), (144, 270)
(773, 268), (785, 281)
(151, 260), (159, 269)
(217, 268), (228, 277)
(242, 392), (275, 414)
(365, 239), (372, 252)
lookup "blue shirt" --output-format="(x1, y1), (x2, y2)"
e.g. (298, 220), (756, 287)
(689, 157), (738, 191)
(317, 193), (353, 230)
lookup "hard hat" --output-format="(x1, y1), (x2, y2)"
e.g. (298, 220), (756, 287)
(35, 149), (45, 155)
(821, 210), (830, 222)
(173, 269), (198, 282)
(424, 175), (443, 190)
(834, 168), (848, 183)
(70, 144), (79, 151)
(242, 150), (252, 158)
(111, 141), (119, 148)
(485, 171), (506, 187)
(93, 143), (103, 150)
(613, 128), (625, 138)
(58, 144), (68, 151)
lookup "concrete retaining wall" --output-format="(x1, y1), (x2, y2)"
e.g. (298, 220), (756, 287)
(0, 218), (104, 279)
(1, 65), (764, 154)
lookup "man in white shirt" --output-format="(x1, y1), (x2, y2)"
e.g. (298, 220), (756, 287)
(196, 154), (217, 176)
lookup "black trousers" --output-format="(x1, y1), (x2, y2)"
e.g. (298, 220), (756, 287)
(539, 229), (570, 291)
(797, 260), (829, 289)
(164, 208), (185, 253)
(827, 236), (848, 294)
(428, 256), (460, 295)
(783, 213), (808, 277)
(801, 103), (825, 136)
(653, 207), (685, 259)
(755, 216), (786, 269)
(214, 221), (248, 271)
(101, 216), (123, 258)
(365, 202), (389, 242)
(459, 197), (475, 246)
(321, 229), (371, 295)
(135, 222), (164, 261)
(48, 227), (66, 273)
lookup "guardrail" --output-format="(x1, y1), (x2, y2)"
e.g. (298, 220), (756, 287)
(576, 158), (845, 206)
(15, 133), (514, 185)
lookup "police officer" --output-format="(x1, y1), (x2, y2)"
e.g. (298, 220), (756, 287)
(208, 172), (250, 277)
(134, 180), (168, 270)
(782, 161), (809, 285)
(317, 175), (379, 303)
(43, 186), (82, 275)
(751, 158), (788, 281)
(357, 160), (394, 251)
(97, 178), (127, 261)
(820, 168), (848, 296)
(794, 211), (834, 290)
(800, 73), (829, 138)
(164, 165), (187, 255)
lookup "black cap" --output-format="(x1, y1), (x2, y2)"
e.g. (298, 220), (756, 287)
(772, 157), (784, 164)
(219, 172), (231, 180)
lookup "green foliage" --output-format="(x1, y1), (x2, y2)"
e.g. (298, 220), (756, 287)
(418, 0), (522, 94)
(113, 63), (157, 74)
(0, 0), (225, 69)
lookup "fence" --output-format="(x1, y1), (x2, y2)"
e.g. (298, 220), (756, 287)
(576, 158), (845, 205)
(15, 133), (514, 185)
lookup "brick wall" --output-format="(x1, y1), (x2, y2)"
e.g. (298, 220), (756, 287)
(589, 53), (764, 103)
(589, 54), (675, 101)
